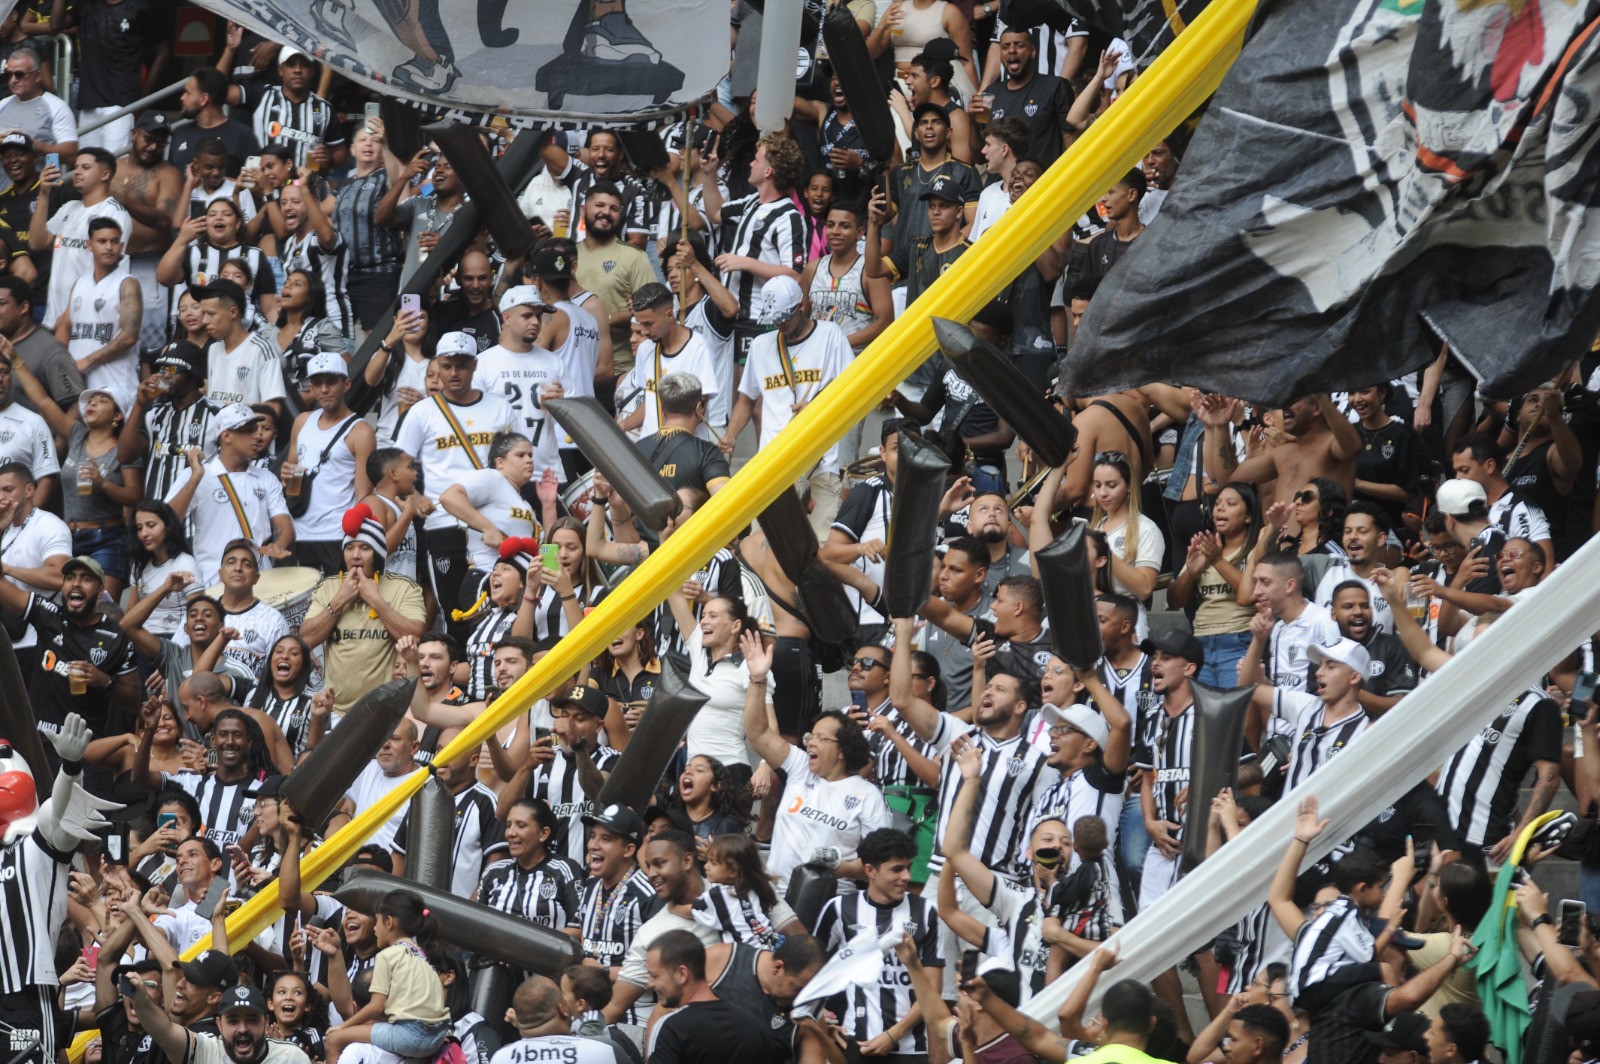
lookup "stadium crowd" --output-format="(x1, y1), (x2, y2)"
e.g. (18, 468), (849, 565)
(6, 5), (1600, 1064)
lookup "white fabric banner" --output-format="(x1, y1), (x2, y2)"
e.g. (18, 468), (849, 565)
(193, 0), (721, 120)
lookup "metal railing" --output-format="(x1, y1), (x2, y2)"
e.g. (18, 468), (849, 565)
(35, 32), (71, 102)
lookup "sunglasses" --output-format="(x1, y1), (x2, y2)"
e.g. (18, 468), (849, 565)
(1093, 450), (1128, 466)
(849, 657), (886, 671)
(1294, 490), (1318, 504)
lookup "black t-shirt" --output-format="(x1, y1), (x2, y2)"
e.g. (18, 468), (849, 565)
(969, 617), (1051, 686)
(75, 0), (157, 108)
(167, 119), (261, 177)
(1353, 416), (1421, 529)
(22, 597), (137, 737)
(1359, 631), (1417, 698)
(987, 71), (1074, 166)
(637, 429), (731, 494)
(887, 236), (969, 303)
(1355, 780), (1464, 862)
(1072, 228), (1138, 302)
(919, 368), (1005, 469)
(649, 998), (788, 1064)
(430, 299), (501, 352)
(99, 1006), (165, 1064)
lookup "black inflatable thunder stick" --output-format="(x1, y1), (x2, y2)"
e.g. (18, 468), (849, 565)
(884, 433), (950, 618)
(281, 678), (416, 832)
(595, 665), (710, 816)
(426, 122), (538, 260)
(546, 397), (683, 531)
(757, 484), (857, 646)
(1034, 523), (1103, 670)
(822, 8), (897, 165)
(1180, 680), (1253, 873)
(336, 869), (583, 973)
(932, 317), (1076, 467)
(402, 773), (455, 890)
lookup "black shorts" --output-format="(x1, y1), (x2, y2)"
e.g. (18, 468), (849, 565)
(0, 986), (68, 1064)
(1300, 968), (1390, 1064)
(770, 636), (820, 738)
(423, 526), (474, 634)
(290, 539), (345, 576)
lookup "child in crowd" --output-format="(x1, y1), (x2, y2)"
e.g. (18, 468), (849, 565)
(692, 833), (783, 948)
(324, 890), (452, 1064)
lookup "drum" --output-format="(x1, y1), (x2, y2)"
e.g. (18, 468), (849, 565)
(204, 566), (323, 629)
(560, 469), (598, 522)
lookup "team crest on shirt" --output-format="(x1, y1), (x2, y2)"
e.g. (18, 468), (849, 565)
(238, 365), (250, 379)
(603, 260), (616, 273)
(89, 646), (107, 665)
(844, 796), (860, 811)
(1378, 806), (1395, 822)
(0, 431), (11, 445)
(213, 488), (230, 503)
(539, 880), (557, 899)
(771, 1015), (786, 1030)
(1381, 440), (1395, 459)
(1005, 757), (1025, 777)
(95, 298), (106, 313)
(436, 556), (452, 573)
(1024, 102), (1039, 116)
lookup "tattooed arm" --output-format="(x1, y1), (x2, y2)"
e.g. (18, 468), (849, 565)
(76, 277), (143, 375)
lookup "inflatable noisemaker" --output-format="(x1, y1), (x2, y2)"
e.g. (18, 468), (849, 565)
(0, 626), (49, 797)
(1179, 680), (1253, 873)
(1034, 523), (1102, 670)
(595, 664), (709, 815)
(545, 397), (683, 531)
(336, 869), (583, 974)
(618, 129), (671, 174)
(786, 863), (838, 936)
(426, 121), (538, 260)
(468, 963), (517, 1048)
(822, 8), (897, 164)
(884, 432), (950, 617)
(757, 483), (856, 645)
(754, 0), (803, 132)
(280, 678), (416, 833)
(402, 773), (456, 891)
(931, 317), (1076, 467)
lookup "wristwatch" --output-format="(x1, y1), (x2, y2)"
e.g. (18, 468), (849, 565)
(1530, 913), (1554, 931)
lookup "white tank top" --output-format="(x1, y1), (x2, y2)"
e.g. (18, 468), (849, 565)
(368, 493), (418, 581)
(552, 298), (601, 451)
(293, 411), (362, 539)
(808, 254), (873, 351)
(69, 268), (138, 398)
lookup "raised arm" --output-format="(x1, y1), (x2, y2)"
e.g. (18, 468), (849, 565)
(888, 616), (942, 740)
(1269, 795), (1326, 939)
(740, 629), (792, 769)
(1078, 666), (1132, 773)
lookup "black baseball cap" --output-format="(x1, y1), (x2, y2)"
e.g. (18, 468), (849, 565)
(1364, 1012), (1428, 1053)
(193, 279), (247, 312)
(245, 775), (285, 799)
(351, 844), (393, 872)
(0, 132), (33, 154)
(1140, 628), (1205, 666)
(154, 339), (206, 378)
(528, 244), (573, 281)
(583, 802), (644, 845)
(921, 173), (964, 204)
(552, 684), (608, 719)
(173, 949), (238, 989)
(219, 984), (268, 1016)
(134, 112), (172, 137)
(912, 101), (950, 126)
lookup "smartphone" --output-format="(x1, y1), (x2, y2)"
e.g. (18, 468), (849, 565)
(1574, 671), (1599, 706)
(81, 945), (99, 972)
(157, 812), (177, 831)
(1560, 899), (1587, 947)
(103, 826), (128, 866)
(45, 152), (58, 173)
(364, 102), (381, 134)
(959, 949), (978, 985)
(243, 155), (261, 173)
(849, 690), (869, 720)
(534, 726), (552, 742)
(400, 293), (422, 317)
(117, 973), (137, 998)
(541, 544), (560, 571)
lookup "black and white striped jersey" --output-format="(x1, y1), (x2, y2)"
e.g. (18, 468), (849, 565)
(281, 229), (352, 335)
(718, 194), (806, 322)
(1096, 653), (1156, 765)
(477, 854), (583, 933)
(929, 713), (1057, 881)
(392, 783), (503, 899)
(1438, 688), (1564, 847)
(524, 744), (622, 865)
(1274, 690), (1370, 793)
(171, 771), (259, 849)
(813, 890), (943, 1054)
(139, 396), (222, 501)
(0, 828), (73, 990)
(578, 869), (657, 986)
(1031, 760), (1125, 864)
(871, 701), (936, 789)
(977, 877), (1051, 1004)
(691, 883), (781, 949)
(258, 690), (315, 760)
(1227, 903), (1292, 994)
(1144, 702), (1195, 835)
(248, 87), (345, 169)
(464, 605), (518, 702)
(170, 243), (276, 333)
(1288, 895), (1373, 1001)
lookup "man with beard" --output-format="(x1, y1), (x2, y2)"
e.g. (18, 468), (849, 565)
(0, 554), (136, 790)
(301, 505), (426, 713)
(118, 340), (220, 499)
(1327, 581), (1415, 718)
(574, 804), (656, 1023)
(377, 146), (466, 290)
(605, 831), (719, 1028)
(170, 708), (274, 850)
(620, 284), (719, 443)
(430, 248), (500, 351)
(574, 184), (655, 400)
(646, 931), (787, 1064)
(489, 976), (617, 1064)
(971, 29), (1074, 166)
(112, 114), (181, 360)
(135, 982), (310, 1064)
(166, 67), (260, 176)
(1199, 390), (1361, 508)
(391, 726), (501, 898)
(964, 492), (1028, 603)
(542, 129), (653, 250)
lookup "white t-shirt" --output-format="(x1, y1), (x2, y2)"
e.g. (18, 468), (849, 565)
(738, 320), (851, 474)
(626, 331), (720, 439)
(457, 467), (540, 570)
(769, 744), (892, 894)
(0, 507), (70, 649)
(207, 331), (288, 406)
(968, 180), (1012, 243)
(134, 551), (203, 637)
(1267, 601), (1342, 694)
(472, 345), (566, 476)
(376, 354), (428, 444)
(490, 1038), (614, 1064)
(44, 198), (132, 328)
(0, 402), (60, 477)
(165, 457), (289, 585)
(683, 627), (756, 767)
(394, 392), (516, 531)
(1095, 511), (1165, 599)
(344, 760), (413, 851)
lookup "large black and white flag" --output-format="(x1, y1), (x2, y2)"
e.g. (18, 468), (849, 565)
(1062, 0), (1600, 405)
(193, 0), (718, 121)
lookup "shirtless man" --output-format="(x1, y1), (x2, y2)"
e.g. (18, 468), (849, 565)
(1198, 391), (1360, 508)
(111, 116), (182, 361)
(1053, 389), (1153, 510)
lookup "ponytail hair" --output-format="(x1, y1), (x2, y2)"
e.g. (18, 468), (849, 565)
(375, 889), (445, 961)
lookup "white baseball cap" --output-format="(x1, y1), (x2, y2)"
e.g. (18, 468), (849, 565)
(1436, 478), (1488, 517)
(753, 275), (804, 325)
(1307, 637), (1371, 678)
(498, 285), (551, 313)
(1041, 703), (1110, 748)
(433, 331), (478, 359)
(304, 351), (348, 379)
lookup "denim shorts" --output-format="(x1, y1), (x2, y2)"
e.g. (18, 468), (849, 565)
(72, 524), (129, 581)
(371, 1020), (450, 1058)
